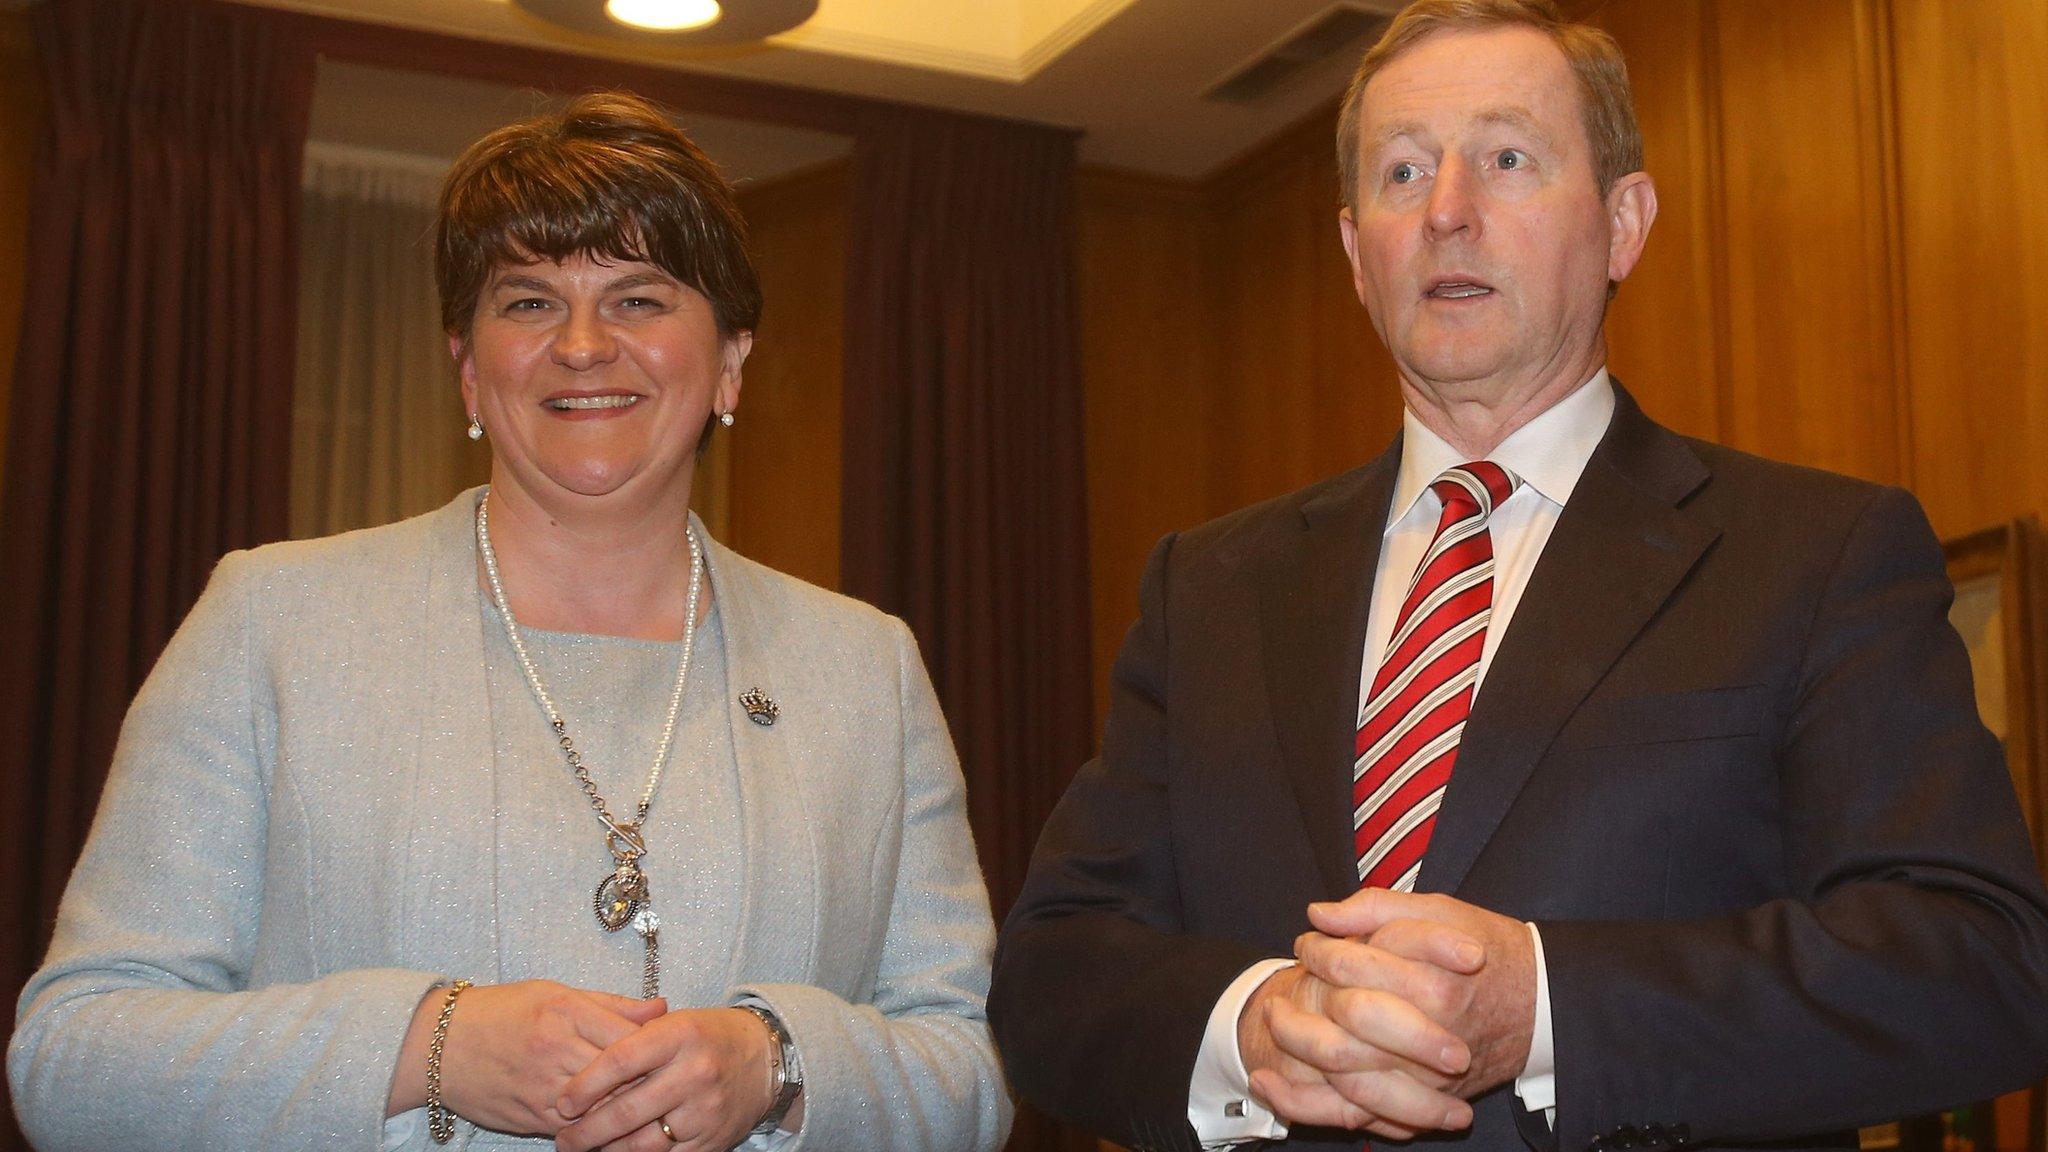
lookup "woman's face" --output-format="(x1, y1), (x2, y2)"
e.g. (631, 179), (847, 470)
(453, 252), (749, 506)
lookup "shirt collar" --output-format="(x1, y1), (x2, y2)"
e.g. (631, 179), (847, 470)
(1386, 368), (1616, 534)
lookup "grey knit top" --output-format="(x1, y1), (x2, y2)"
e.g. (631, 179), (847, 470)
(478, 595), (743, 1007)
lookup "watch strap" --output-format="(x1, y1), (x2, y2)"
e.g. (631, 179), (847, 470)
(738, 1002), (801, 1135)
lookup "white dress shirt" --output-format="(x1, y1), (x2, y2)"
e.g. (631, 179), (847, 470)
(1188, 370), (1616, 1145)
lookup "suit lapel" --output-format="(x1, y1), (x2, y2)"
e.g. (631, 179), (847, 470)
(403, 489), (507, 979)
(696, 520), (822, 987)
(1257, 446), (1401, 901)
(1418, 390), (1718, 895)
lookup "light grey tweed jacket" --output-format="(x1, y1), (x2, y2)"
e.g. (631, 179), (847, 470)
(9, 489), (1012, 1152)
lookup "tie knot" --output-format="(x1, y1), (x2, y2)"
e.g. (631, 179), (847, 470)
(1431, 461), (1519, 520)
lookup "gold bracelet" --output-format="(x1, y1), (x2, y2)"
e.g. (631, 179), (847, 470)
(426, 979), (474, 1145)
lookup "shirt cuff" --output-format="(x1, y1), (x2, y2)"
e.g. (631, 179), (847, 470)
(381, 1110), (420, 1151)
(1188, 958), (1296, 1147)
(1514, 921), (1557, 1128)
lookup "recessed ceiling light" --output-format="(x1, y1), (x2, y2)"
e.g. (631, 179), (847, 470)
(605, 0), (720, 32)
(511, 0), (816, 45)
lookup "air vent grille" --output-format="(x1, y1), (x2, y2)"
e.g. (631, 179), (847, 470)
(1203, 4), (1391, 105)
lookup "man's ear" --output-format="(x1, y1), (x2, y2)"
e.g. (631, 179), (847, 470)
(1339, 206), (1371, 306)
(1605, 171), (1659, 285)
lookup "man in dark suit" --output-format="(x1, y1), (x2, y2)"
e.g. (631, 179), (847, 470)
(989, 2), (2048, 1150)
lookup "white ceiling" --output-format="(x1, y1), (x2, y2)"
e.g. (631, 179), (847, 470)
(252, 0), (1402, 179)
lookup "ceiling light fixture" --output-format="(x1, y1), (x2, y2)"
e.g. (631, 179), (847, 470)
(605, 0), (720, 32)
(511, 0), (816, 45)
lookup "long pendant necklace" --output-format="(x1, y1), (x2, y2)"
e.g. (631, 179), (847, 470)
(476, 492), (703, 999)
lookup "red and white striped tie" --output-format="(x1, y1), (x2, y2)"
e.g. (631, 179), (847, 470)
(1353, 461), (1520, 892)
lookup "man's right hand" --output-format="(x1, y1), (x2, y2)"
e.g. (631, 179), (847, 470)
(1238, 935), (1481, 1139)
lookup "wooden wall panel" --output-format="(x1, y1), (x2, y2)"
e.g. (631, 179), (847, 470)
(728, 161), (848, 592)
(1207, 113), (1404, 516)
(1074, 169), (1216, 725)
(1074, 110), (1406, 724)
(1890, 0), (2048, 540)
(0, 12), (40, 498)
(1710, 0), (1904, 485)
(1586, 0), (1725, 442)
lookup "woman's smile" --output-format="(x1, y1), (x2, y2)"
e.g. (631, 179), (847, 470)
(542, 391), (644, 416)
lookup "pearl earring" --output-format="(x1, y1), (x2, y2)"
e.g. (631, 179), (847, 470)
(719, 411), (736, 428)
(467, 414), (484, 441)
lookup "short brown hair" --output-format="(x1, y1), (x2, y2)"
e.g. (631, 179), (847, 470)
(435, 91), (763, 340)
(1335, 0), (1643, 206)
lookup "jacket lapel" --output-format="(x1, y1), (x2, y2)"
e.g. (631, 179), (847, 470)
(695, 519), (822, 989)
(403, 488), (507, 979)
(1256, 446), (1401, 901)
(1418, 390), (1718, 895)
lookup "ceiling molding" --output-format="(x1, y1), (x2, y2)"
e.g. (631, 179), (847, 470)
(770, 24), (1027, 83)
(773, 0), (1138, 84)
(1016, 0), (1139, 79)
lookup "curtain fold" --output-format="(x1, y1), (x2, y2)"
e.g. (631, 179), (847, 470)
(292, 150), (488, 538)
(0, 5), (312, 1145)
(840, 113), (1095, 1152)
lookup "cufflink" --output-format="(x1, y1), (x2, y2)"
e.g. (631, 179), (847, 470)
(1224, 1101), (1246, 1118)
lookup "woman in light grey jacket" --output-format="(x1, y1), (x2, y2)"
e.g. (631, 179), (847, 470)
(8, 93), (1011, 1152)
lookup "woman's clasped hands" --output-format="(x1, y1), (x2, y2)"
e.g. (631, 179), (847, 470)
(554, 1003), (784, 1152)
(393, 980), (783, 1151)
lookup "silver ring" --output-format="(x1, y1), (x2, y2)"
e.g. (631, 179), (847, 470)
(659, 1118), (678, 1144)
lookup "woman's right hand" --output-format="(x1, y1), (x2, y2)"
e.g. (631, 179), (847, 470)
(389, 980), (667, 1136)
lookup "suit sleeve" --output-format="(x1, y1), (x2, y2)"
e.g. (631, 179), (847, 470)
(1539, 487), (2048, 1149)
(991, 533), (1276, 1150)
(735, 617), (1013, 1152)
(6, 551), (449, 1152)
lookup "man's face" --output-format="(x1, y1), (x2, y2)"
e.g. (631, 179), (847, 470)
(1340, 26), (1633, 400)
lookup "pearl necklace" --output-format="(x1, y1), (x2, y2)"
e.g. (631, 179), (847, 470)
(476, 491), (703, 999)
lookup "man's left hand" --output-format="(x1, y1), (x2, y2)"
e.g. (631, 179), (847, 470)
(1300, 890), (1537, 1100)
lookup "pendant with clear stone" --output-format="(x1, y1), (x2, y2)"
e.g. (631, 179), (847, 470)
(594, 862), (647, 932)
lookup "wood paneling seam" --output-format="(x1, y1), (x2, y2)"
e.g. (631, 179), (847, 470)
(1861, 0), (1916, 491)
(1698, 0), (1735, 449)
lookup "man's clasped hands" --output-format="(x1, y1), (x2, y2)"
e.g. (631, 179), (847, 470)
(388, 981), (793, 1152)
(1239, 889), (1539, 1139)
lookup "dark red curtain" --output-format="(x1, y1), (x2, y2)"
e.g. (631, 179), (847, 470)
(0, 1), (311, 1145)
(840, 111), (1097, 1152)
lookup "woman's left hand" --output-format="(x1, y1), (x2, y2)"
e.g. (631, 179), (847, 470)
(553, 1006), (774, 1152)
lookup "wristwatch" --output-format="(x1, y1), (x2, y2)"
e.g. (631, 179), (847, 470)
(738, 1002), (803, 1136)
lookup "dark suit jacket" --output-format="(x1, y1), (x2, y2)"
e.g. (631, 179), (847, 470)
(991, 388), (2048, 1152)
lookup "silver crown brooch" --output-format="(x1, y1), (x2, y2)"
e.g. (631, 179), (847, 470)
(740, 687), (780, 727)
